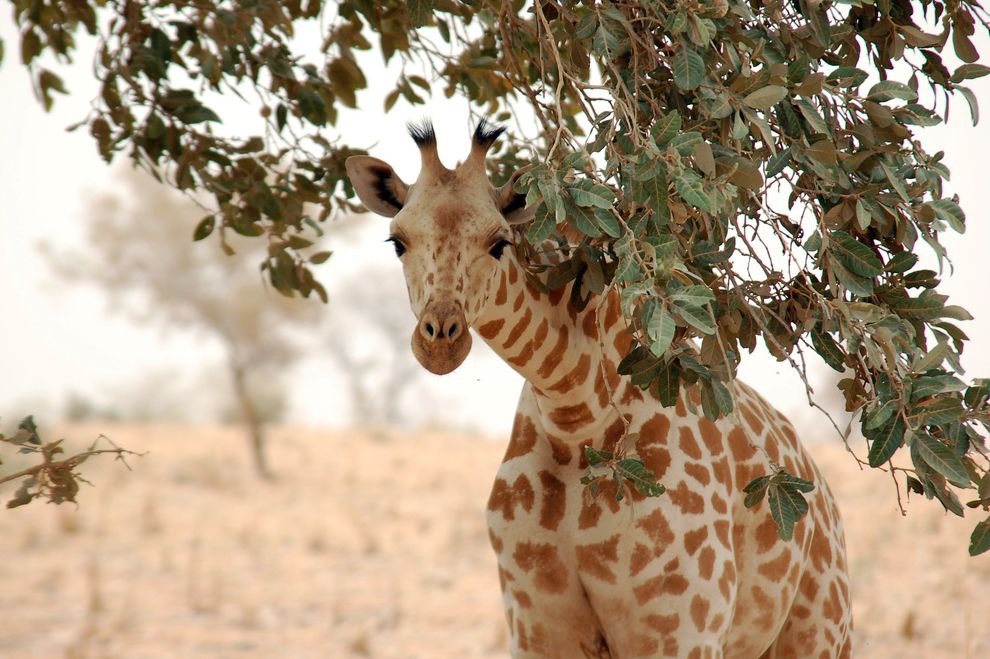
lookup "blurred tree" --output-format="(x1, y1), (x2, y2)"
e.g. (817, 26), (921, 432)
(46, 170), (321, 478)
(8, 0), (990, 549)
(325, 265), (425, 426)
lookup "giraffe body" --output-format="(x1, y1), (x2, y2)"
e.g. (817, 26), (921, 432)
(345, 121), (852, 658)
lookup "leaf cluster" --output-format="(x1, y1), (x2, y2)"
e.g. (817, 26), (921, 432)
(581, 445), (666, 502)
(743, 470), (815, 541)
(0, 417), (139, 508)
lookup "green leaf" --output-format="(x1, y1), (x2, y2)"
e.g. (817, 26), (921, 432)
(767, 481), (809, 541)
(669, 284), (714, 308)
(867, 416), (904, 467)
(675, 170), (712, 212)
(766, 147), (792, 177)
(616, 458), (666, 497)
(916, 432), (970, 487)
(829, 231), (883, 278)
(867, 80), (918, 103)
(915, 397), (964, 426)
(647, 300), (676, 356)
(568, 180), (616, 209)
(885, 252), (918, 274)
(970, 518), (990, 556)
(672, 47), (705, 91)
(674, 302), (716, 335)
(668, 131), (703, 156)
(743, 475), (770, 508)
(927, 199), (965, 233)
(951, 64), (990, 83)
(653, 359), (681, 407)
(742, 85), (788, 111)
(864, 400), (898, 431)
(584, 446), (613, 467)
(565, 198), (603, 238)
(886, 294), (944, 320)
(651, 111), (681, 147)
(811, 328), (844, 371)
(956, 85), (980, 126)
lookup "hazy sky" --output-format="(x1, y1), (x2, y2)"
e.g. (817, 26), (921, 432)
(1, 15), (988, 438)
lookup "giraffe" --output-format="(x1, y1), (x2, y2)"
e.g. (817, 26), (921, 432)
(345, 120), (853, 659)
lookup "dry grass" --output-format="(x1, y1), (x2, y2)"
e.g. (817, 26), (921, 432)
(0, 423), (986, 658)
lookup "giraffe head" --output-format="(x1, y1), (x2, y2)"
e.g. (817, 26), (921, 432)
(345, 120), (533, 375)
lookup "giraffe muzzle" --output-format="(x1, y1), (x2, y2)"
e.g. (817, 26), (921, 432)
(411, 300), (473, 375)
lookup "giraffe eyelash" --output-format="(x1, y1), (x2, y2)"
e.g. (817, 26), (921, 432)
(386, 235), (407, 257)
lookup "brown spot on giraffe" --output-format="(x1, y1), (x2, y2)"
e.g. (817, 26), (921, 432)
(714, 520), (731, 549)
(698, 546), (716, 580)
(629, 544), (653, 577)
(758, 547), (792, 582)
(685, 462), (712, 485)
(513, 541), (568, 594)
(809, 527), (834, 573)
(718, 560), (736, 600)
(535, 325), (569, 379)
(575, 534), (620, 584)
(741, 401), (765, 435)
(503, 414), (538, 461)
(546, 353), (592, 393)
(582, 308), (599, 340)
(668, 481), (705, 515)
(488, 475), (534, 521)
(643, 612), (680, 634)
(684, 526), (709, 555)
(546, 434), (572, 465)
(489, 530), (504, 553)
(697, 418), (724, 455)
(728, 426), (757, 462)
(503, 307), (532, 350)
(620, 381), (644, 404)
(638, 508), (675, 547)
(548, 402), (595, 432)
(755, 516), (779, 553)
(538, 471), (566, 531)
(633, 572), (689, 605)
(679, 426), (703, 460)
(478, 318), (505, 339)
(690, 595), (711, 632)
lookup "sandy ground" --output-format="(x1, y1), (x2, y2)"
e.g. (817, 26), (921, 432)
(0, 423), (987, 659)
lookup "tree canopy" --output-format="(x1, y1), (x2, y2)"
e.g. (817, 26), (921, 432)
(7, 0), (990, 553)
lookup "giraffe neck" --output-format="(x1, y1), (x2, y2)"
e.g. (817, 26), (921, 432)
(474, 253), (632, 439)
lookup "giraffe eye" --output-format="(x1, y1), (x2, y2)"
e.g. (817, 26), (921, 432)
(489, 239), (512, 260)
(386, 236), (406, 257)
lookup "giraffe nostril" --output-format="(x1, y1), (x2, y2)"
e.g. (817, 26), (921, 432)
(425, 322), (435, 338)
(448, 323), (458, 339)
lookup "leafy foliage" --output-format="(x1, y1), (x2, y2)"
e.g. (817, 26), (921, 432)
(582, 445), (666, 501)
(9, 0), (990, 549)
(743, 470), (816, 541)
(0, 416), (139, 507)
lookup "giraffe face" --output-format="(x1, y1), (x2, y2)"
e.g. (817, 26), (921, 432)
(345, 121), (532, 375)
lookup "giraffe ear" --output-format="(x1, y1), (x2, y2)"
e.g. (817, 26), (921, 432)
(345, 156), (410, 218)
(495, 165), (535, 225)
